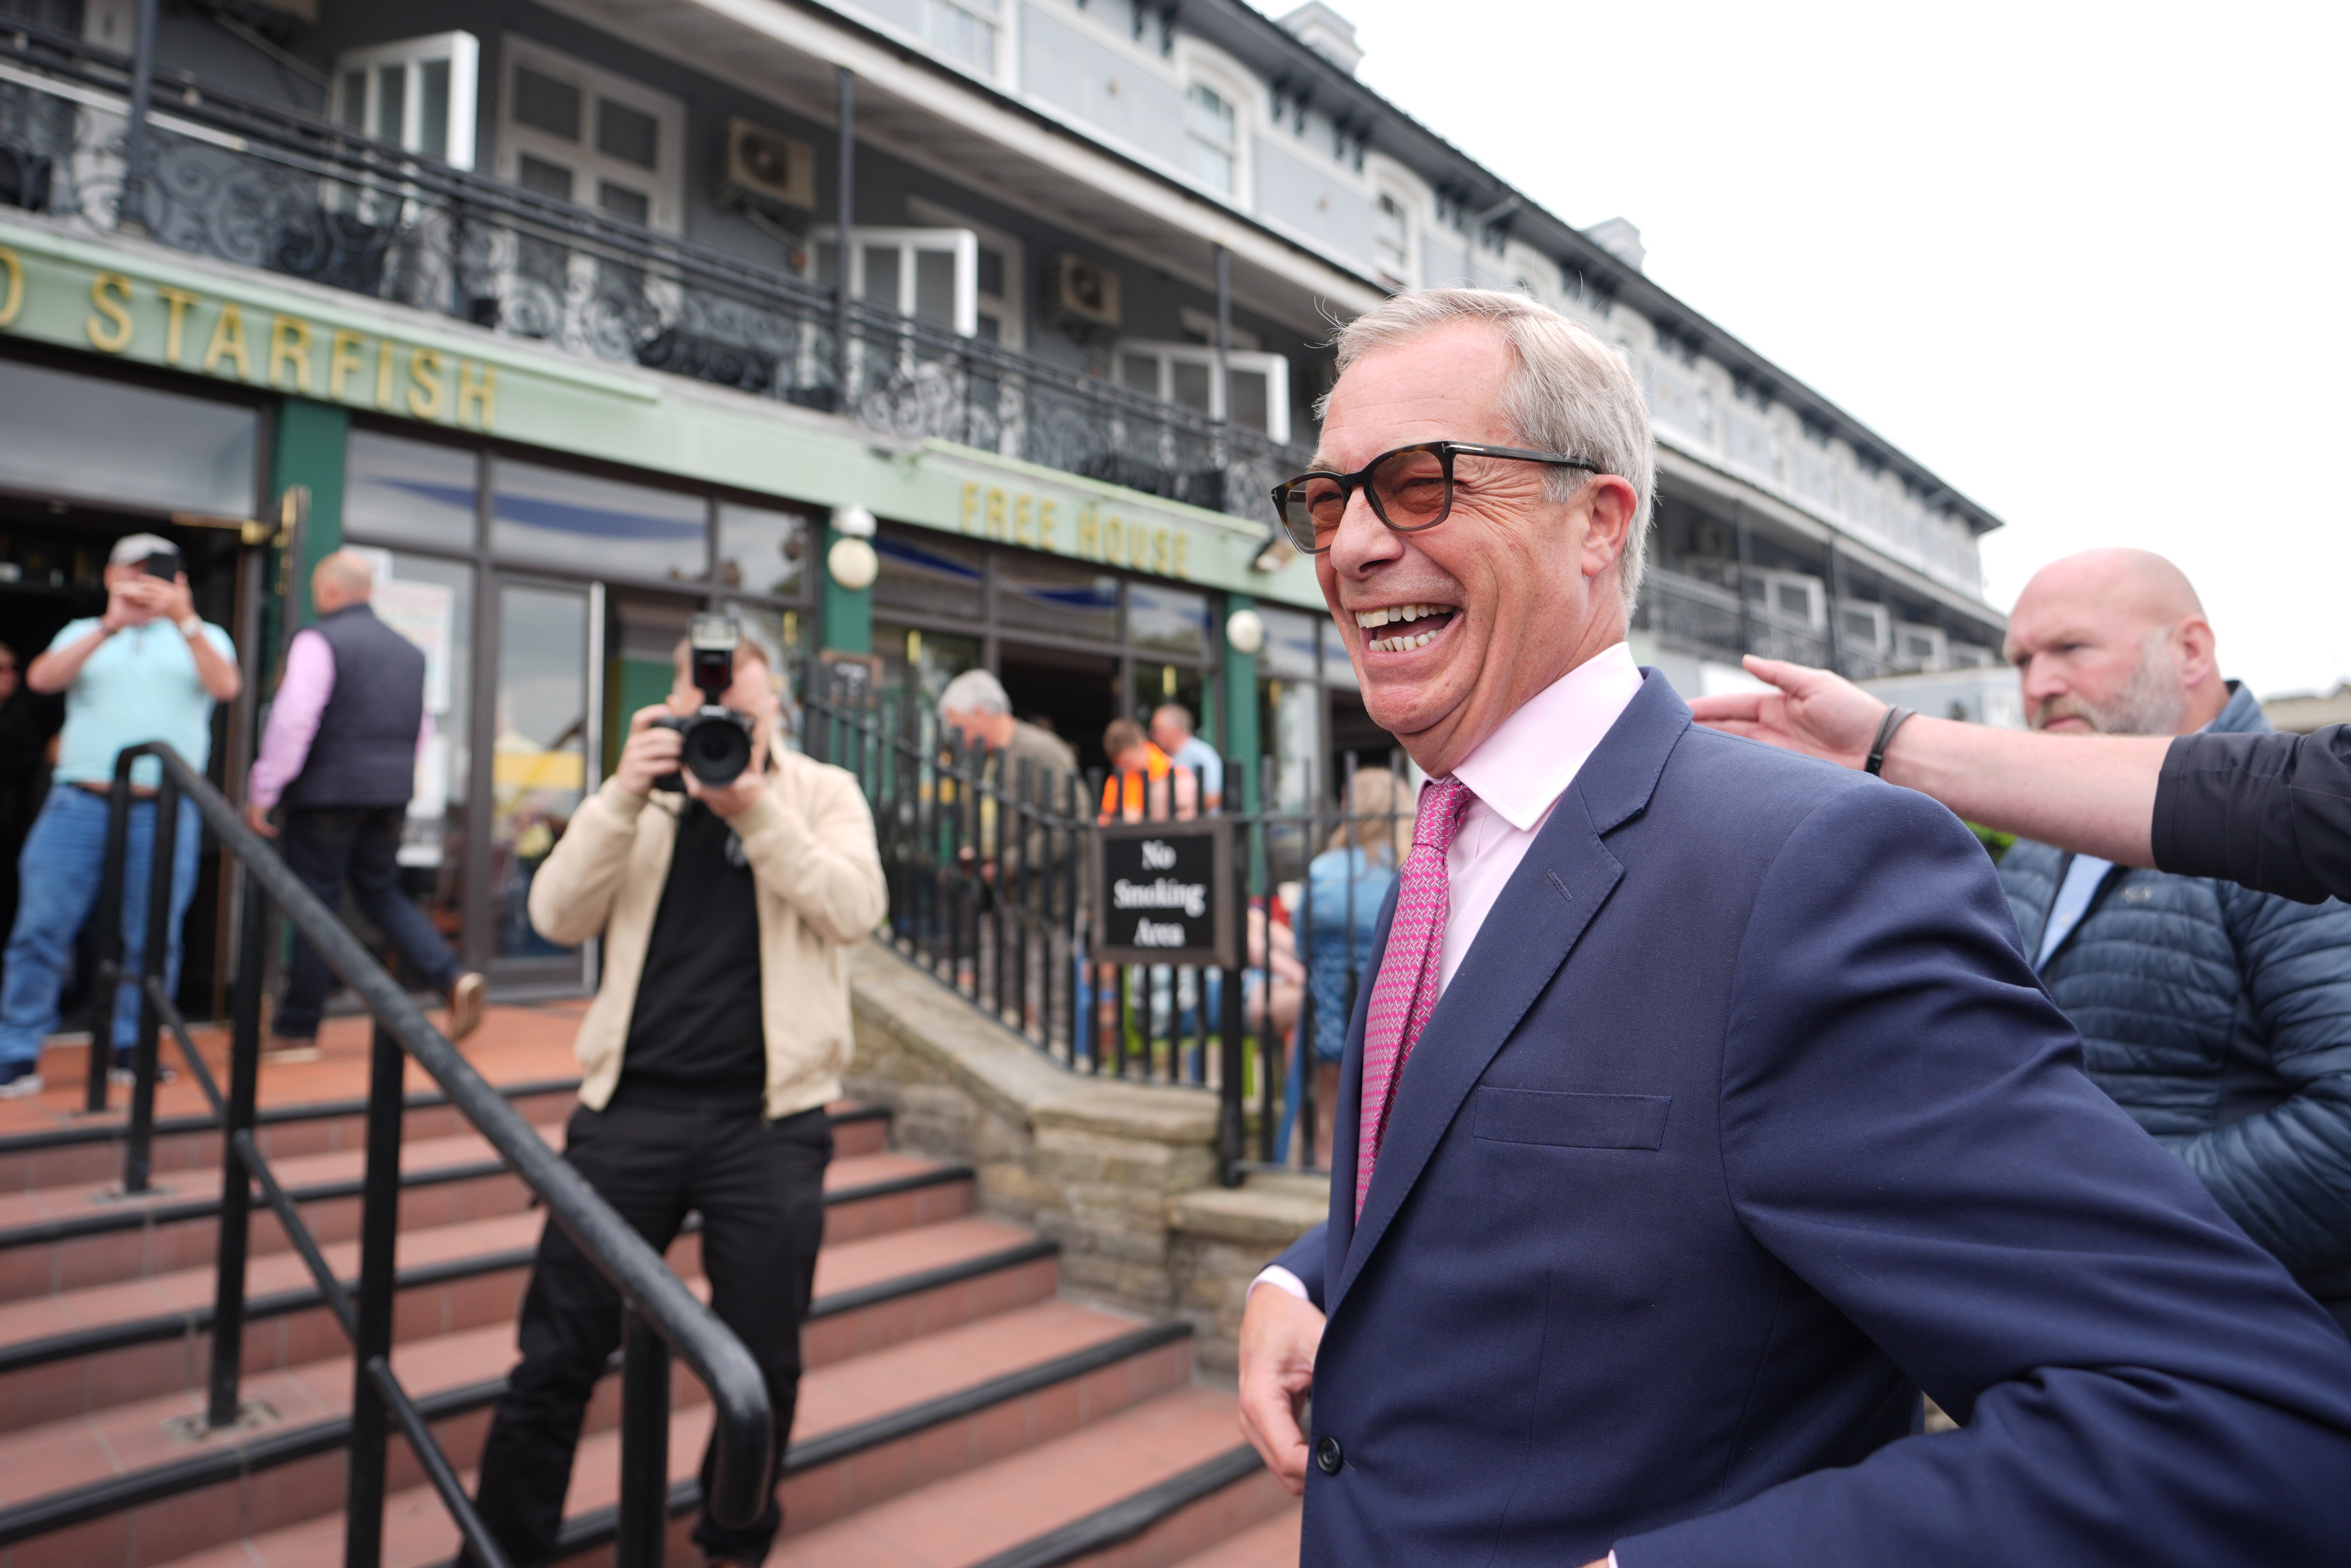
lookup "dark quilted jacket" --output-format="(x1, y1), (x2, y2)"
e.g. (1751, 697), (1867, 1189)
(2001, 683), (2351, 1316)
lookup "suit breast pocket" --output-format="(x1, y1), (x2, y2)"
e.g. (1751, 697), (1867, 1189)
(1472, 1086), (1672, 1151)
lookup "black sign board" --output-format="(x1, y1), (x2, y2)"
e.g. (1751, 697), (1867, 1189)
(1091, 818), (1236, 968)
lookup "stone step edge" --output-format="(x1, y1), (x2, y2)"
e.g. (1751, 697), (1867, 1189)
(0, 1170), (995, 1379)
(0, 1311), (1179, 1554)
(966, 1444), (1269, 1568)
(0, 1104), (898, 1250)
(0, 1078), (590, 1160)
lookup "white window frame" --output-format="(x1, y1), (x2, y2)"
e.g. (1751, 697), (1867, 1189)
(916, 0), (1005, 81)
(1752, 569), (1825, 630)
(1837, 600), (1892, 657)
(907, 198), (1024, 348)
(331, 31), (480, 169)
(1894, 622), (1950, 672)
(1174, 44), (1257, 205)
(805, 226), (982, 336)
(1115, 339), (1291, 442)
(1372, 189), (1412, 291)
(498, 35), (685, 233)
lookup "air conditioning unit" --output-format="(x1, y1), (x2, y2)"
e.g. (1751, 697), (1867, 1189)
(1838, 600), (1891, 656)
(1894, 622), (1949, 672)
(716, 118), (817, 212)
(1044, 252), (1121, 333)
(1752, 570), (1825, 630)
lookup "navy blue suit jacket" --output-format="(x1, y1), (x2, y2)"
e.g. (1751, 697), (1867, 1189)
(1273, 672), (2351, 1565)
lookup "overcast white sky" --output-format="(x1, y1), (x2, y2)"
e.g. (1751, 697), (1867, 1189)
(1292, 0), (2350, 698)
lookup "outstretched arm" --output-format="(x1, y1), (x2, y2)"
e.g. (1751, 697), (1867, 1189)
(1687, 656), (2164, 865)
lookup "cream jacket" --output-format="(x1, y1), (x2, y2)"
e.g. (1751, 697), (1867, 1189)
(527, 739), (888, 1120)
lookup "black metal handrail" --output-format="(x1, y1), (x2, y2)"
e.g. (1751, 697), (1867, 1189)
(0, 20), (1314, 521)
(90, 744), (771, 1568)
(798, 672), (1412, 1184)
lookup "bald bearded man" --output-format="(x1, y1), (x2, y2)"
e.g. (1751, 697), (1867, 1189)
(1986, 551), (2351, 1328)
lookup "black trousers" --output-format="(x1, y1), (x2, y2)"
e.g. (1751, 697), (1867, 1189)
(464, 1098), (832, 1568)
(275, 806), (461, 1038)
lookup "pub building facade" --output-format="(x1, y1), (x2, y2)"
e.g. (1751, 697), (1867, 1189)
(0, 0), (2007, 1002)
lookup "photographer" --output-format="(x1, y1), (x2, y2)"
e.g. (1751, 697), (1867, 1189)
(462, 627), (886, 1568)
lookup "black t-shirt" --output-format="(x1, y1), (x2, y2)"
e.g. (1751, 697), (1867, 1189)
(616, 799), (766, 1107)
(2156, 726), (2351, 906)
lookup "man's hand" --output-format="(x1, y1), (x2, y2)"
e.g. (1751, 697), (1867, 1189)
(1237, 1281), (1325, 1496)
(155, 572), (197, 628)
(1685, 655), (1890, 770)
(243, 800), (277, 838)
(611, 705), (683, 798)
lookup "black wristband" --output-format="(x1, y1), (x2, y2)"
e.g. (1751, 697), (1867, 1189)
(1865, 706), (1916, 777)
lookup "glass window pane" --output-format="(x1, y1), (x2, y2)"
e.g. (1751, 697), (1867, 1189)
(862, 245), (901, 310)
(996, 551), (1117, 641)
(352, 551), (473, 945)
(493, 583), (587, 958)
(725, 601), (807, 704)
(492, 459), (707, 580)
(716, 503), (808, 598)
(1227, 367), (1269, 432)
(1170, 360), (1212, 414)
(1256, 605), (1318, 681)
(913, 249), (957, 325)
(1120, 353), (1160, 396)
(338, 70), (366, 131)
(419, 59), (450, 160)
(344, 429), (477, 548)
(513, 65), (581, 140)
(0, 358), (256, 517)
(1129, 582), (1208, 658)
(597, 180), (649, 225)
(874, 622), (980, 714)
(516, 154), (573, 201)
(976, 246), (1005, 297)
(596, 99), (659, 169)
(873, 524), (983, 620)
(374, 64), (406, 145)
(1320, 618), (1359, 688)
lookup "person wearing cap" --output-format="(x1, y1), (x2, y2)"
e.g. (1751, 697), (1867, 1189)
(243, 551), (485, 1057)
(0, 534), (240, 1097)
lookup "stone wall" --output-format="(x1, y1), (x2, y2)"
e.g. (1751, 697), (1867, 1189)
(845, 940), (1325, 1372)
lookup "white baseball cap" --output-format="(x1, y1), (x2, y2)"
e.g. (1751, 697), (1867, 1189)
(107, 533), (178, 567)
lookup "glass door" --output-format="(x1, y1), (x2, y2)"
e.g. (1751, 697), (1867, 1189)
(485, 578), (597, 985)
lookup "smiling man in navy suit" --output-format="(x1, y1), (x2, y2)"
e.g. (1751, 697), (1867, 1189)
(1238, 288), (2351, 1566)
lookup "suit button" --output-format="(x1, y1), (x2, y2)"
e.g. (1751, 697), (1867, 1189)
(1315, 1435), (1344, 1475)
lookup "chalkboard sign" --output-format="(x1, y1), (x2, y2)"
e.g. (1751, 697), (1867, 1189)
(1091, 818), (1236, 968)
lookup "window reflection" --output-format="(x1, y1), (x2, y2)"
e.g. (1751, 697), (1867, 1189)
(493, 584), (588, 960)
(996, 551), (1116, 641)
(873, 525), (983, 620)
(492, 459), (708, 580)
(347, 549), (473, 950)
(1129, 582), (1208, 658)
(345, 431), (477, 548)
(716, 503), (808, 597)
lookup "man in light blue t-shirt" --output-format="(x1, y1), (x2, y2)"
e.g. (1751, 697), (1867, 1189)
(1150, 702), (1224, 813)
(0, 534), (241, 1097)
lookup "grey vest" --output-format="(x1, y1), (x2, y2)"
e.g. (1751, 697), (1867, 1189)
(280, 604), (426, 809)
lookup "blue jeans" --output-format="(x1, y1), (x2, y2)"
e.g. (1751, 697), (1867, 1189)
(0, 786), (200, 1065)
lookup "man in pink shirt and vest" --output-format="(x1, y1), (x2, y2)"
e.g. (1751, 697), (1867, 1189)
(245, 552), (483, 1052)
(1235, 289), (2351, 1566)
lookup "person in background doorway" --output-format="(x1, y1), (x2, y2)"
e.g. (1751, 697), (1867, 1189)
(1151, 702), (1224, 812)
(0, 642), (59, 964)
(0, 534), (240, 1098)
(1300, 767), (1411, 1166)
(1100, 717), (1197, 822)
(244, 552), (485, 1057)
(939, 669), (1080, 874)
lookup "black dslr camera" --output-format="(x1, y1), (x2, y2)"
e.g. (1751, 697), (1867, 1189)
(651, 615), (756, 791)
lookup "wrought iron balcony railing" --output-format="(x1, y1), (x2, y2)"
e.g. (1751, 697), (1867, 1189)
(1636, 567), (1907, 681)
(0, 21), (1312, 523)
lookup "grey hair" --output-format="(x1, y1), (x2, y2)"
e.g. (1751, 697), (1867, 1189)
(937, 668), (1011, 717)
(1320, 289), (1656, 617)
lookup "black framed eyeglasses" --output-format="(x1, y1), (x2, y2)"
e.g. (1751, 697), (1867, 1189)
(1270, 441), (1603, 555)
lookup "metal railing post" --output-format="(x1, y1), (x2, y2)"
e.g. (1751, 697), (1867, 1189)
(616, 1310), (674, 1568)
(206, 864), (268, 1428)
(122, 768), (179, 1194)
(87, 758), (137, 1113)
(115, 0), (160, 233)
(343, 1019), (405, 1568)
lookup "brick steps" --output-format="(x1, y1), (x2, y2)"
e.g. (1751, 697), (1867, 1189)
(1165, 1506), (1301, 1568)
(0, 1056), (1278, 1568)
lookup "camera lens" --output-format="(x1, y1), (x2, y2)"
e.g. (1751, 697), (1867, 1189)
(683, 714), (753, 784)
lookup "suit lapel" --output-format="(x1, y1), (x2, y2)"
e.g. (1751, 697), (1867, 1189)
(1327, 672), (1691, 1316)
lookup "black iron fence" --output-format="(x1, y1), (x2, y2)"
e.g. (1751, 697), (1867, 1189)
(799, 677), (1412, 1184)
(90, 744), (771, 1568)
(0, 21), (1312, 520)
(1636, 567), (1905, 681)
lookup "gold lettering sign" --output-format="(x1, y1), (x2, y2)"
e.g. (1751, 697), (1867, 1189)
(328, 329), (365, 400)
(202, 303), (252, 379)
(268, 314), (313, 392)
(86, 271), (133, 352)
(407, 347), (446, 420)
(156, 286), (198, 364)
(0, 247), (24, 329)
(457, 362), (495, 428)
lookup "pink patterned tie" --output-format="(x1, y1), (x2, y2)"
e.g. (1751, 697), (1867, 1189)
(1355, 775), (1473, 1220)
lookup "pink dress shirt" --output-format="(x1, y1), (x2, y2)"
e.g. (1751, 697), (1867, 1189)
(246, 626), (431, 810)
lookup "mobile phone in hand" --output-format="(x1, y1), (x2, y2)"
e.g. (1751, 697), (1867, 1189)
(140, 551), (183, 581)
